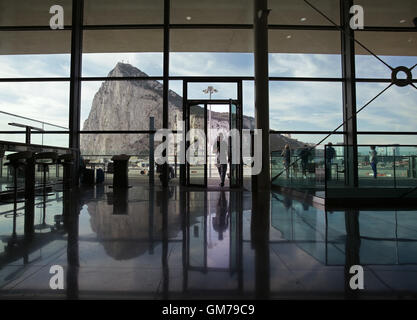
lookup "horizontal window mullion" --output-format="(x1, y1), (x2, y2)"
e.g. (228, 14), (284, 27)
(0, 78), (70, 82)
(0, 26), (72, 31)
(268, 24), (339, 31)
(81, 77), (163, 81)
(79, 130), (155, 134)
(83, 24), (164, 30)
(270, 131), (346, 134)
(357, 132), (417, 135)
(169, 24), (253, 29)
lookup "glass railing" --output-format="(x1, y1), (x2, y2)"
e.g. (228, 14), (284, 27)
(0, 110), (68, 148)
(324, 145), (417, 199)
(271, 146), (326, 194)
(271, 144), (417, 199)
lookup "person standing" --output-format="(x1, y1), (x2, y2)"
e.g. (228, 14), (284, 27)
(326, 142), (336, 180)
(281, 144), (291, 179)
(369, 146), (378, 179)
(299, 145), (311, 179)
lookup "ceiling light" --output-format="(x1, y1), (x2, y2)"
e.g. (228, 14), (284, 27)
(400, 19), (406, 23)
(286, 35), (292, 39)
(300, 17), (307, 22)
(186, 16), (192, 21)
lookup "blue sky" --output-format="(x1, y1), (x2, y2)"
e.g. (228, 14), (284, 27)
(0, 51), (416, 147)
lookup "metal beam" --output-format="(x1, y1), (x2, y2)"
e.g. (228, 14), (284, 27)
(69, 0), (84, 185)
(340, 0), (358, 187)
(253, 0), (270, 191)
(161, 0), (170, 188)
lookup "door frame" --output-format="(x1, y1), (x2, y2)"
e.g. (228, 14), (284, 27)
(181, 79), (243, 188)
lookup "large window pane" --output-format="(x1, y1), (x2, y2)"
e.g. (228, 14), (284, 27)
(82, 53), (163, 78)
(355, 32), (417, 79)
(168, 80), (183, 131)
(269, 81), (343, 131)
(83, 30), (163, 77)
(355, 0), (417, 27)
(358, 135), (417, 145)
(80, 133), (150, 156)
(243, 81), (254, 128)
(187, 82), (237, 100)
(81, 79), (175, 131)
(171, 0), (252, 24)
(0, 54), (71, 78)
(170, 52), (254, 77)
(34, 133), (69, 148)
(83, 0), (163, 25)
(80, 133), (177, 186)
(170, 29), (253, 77)
(269, 30), (341, 77)
(356, 83), (417, 132)
(0, 30), (71, 78)
(0, 82), (70, 131)
(171, 29), (253, 52)
(0, 0), (72, 26)
(268, 0), (340, 26)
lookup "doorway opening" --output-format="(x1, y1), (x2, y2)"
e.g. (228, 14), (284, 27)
(181, 80), (243, 189)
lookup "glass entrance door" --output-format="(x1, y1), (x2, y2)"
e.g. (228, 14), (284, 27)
(182, 79), (243, 189)
(186, 103), (207, 187)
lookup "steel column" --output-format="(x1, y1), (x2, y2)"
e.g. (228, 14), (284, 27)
(253, 0), (270, 191)
(341, 0), (359, 187)
(69, 0), (84, 185)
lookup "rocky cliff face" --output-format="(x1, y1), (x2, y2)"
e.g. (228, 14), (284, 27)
(81, 63), (184, 155)
(80, 62), (303, 155)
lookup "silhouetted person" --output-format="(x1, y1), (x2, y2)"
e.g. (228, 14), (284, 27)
(299, 145), (311, 179)
(281, 144), (291, 179)
(326, 142), (336, 180)
(413, 17), (417, 28)
(156, 160), (174, 184)
(369, 146), (378, 179)
(214, 133), (228, 187)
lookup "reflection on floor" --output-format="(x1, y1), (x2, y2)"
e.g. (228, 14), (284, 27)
(0, 181), (416, 299)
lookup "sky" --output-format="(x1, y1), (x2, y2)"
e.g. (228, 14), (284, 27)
(0, 51), (416, 147)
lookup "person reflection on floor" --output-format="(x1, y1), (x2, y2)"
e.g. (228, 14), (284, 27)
(212, 191), (229, 241)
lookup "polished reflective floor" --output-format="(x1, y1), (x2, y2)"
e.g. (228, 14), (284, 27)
(0, 182), (417, 299)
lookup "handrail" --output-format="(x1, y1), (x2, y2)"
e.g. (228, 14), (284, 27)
(0, 110), (68, 130)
